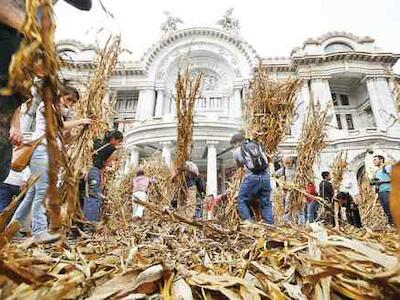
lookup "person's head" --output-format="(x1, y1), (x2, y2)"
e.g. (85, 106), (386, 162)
(33, 52), (45, 78)
(321, 171), (331, 181)
(230, 132), (244, 148)
(373, 155), (385, 167)
(106, 130), (124, 147)
(58, 85), (80, 108)
(336, 192), (347, 205)
(136, 169), (144, 177)
(283, 156), (294, 168)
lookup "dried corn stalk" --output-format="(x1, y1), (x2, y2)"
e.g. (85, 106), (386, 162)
(244, 64), (300, 156)
(173, 68), (202, 209)
(358, 174), (386, 228)
(140, 155), (173, 207)
(225, 66), (299, 224)
(331, 151), (348, 191)
(4, 0), (64, 230)
(290, 100), (327, 215)
(220, 168), (244, 225)
(59, 36), (120, 228)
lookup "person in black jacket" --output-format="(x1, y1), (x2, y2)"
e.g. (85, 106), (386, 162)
(319, 171), (334, 224)
(334, 191), (362, 229)
(0, 0), (92, 183)
(82, 130), (123, 223)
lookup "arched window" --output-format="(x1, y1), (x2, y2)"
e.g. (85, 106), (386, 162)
(324, 43), (354, 53)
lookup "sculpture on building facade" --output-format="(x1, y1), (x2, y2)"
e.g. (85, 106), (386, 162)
(161, 11), (183, 36)
(217, 8), (240, 32)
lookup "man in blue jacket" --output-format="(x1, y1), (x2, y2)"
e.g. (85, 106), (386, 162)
(372, 155), (393, 225)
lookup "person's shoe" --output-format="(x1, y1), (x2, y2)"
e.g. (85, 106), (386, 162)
(34, 232), (61, 244)
(241, 219), (255, 225)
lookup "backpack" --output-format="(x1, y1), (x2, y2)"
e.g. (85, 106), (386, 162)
(240, 139), (268, 173)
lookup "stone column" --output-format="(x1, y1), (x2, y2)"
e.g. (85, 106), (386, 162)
(137, 89), (156, 121)
(310, 78), (336, 129)
(230, 87), (242, 119)
(366, 77), (397, 132)
(292, 81), (311, 137)
(160, 141), (172, 168)
(206, 141), (218, 196)
(129, 146), (140, 168)
(154, 89), (165, 118)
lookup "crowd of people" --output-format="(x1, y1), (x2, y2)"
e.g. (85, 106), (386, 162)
(226, 131), (395, 228)
(128, 131), (395, 230)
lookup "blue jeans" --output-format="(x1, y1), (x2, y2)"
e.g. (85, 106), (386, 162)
(378, 191), (393, 224)
(306, 201), (319, 223)
(195, 196), (203, 219)
(12, 144), (49, 235)
(83, 167), (102, 222)
(238, 173), (274, 224)
(0, 183), (20, 212)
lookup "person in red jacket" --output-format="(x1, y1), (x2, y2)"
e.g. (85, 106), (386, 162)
(305, 181), (319, 223)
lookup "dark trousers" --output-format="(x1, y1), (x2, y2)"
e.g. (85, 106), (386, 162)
(0, 182), (20, 212)
(378, 191), (393, 224)
(238, 173), (274, 224)
(83, 167), (102, 222)
(0, 23), (23, 183)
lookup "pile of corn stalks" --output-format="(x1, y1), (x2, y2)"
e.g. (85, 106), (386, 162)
(290, 101), (328, 215)
(330, 151), (348, 192)
(1, 205), (400, 299)
(173, 68), (202, 210)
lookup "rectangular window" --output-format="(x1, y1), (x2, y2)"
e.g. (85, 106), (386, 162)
(116, 90), (139, 112)
(331, 93), (338, 106)
(336, 114), (342, 130)
(345, 114), (354, 130)
(340, 94), (349, 105)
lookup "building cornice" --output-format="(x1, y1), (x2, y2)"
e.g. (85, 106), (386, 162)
(303, 31), (375, 45)
(292, 51), (400, 67)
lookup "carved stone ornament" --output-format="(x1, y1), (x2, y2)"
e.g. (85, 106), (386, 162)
(161, 11), (183, 35)
(216, 8), (240, 32)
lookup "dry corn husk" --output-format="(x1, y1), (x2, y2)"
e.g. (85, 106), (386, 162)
(244, 64), (300, 156)
(1, 211), (399, 299)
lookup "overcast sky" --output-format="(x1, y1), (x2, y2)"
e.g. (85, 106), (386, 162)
(54, 0), (400, 72)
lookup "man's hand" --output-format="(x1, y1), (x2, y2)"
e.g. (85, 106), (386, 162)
(9, 107), (22, 146)
(0, 0), (25, 32)
(20, 181), (27, 191)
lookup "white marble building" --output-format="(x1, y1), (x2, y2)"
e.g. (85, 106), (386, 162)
(58, 14), (400, 196)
